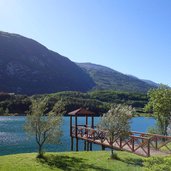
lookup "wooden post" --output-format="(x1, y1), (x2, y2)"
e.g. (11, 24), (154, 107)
(84, 140), (87, 151)
(155, 136), (158, 150)
(86, 115), (88, 127)
(76, 138), (78, 151)
(91, 116), (94, 128)
(147, 139), (150, 157)
(90, 142), (92, 151)
(120, 137), (122, 149)
(75, 116), (78, 151)
(132, 137), (135, 152)
(70, 137), (73, 151)
(86, 115), (88, 135)
(102, 145), (105, 150)
(70, 116), (72, 136)
(75, 116), (77, 137)
(93, 130), (95, 141)
(87, 141), (89, 151)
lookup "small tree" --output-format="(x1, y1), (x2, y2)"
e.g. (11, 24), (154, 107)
(24, 97), (64, 158)
(98, 104), (132, 159)
(145, 85), (171, 135)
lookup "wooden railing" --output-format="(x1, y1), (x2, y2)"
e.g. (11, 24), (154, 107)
(71, 126), (171, 157)
(131, 131), (171, 152)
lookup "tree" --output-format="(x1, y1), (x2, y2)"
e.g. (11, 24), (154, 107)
(145, 85), (171, 135)
(98, 104), (132, 159)
(0, 107), (4, 115)
(24, 97), (64, 158)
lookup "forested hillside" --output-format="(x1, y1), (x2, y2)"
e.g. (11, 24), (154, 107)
(0, 31), (95, 95)
(0, 31), (157, 95)
(0, 91), (148, 115)
(77, 63), (157, 93)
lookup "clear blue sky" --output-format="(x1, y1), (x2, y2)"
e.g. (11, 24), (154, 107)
(0, 0), (171, 86)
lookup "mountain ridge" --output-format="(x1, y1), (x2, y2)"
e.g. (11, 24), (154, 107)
(0, 31), (157, 94)
(0, 31), (95, 95)
(77, 62), (157, 93)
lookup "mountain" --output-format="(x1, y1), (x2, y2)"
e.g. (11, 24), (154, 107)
(0, 31), (158, 95)
(0, 31), (95, 95)
(77, 63), (157, 93)
(127, 74), (159, 87)
(141, 79), (159, 87)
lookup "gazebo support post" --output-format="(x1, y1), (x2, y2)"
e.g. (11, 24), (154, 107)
(90, 142), (92, 151)
(84, 140), (87, 151)
(70, 137), (73, 151)
(86, 115), (88, 135)
(76, 139), (78, 151)
(75, 116), (78, 151)
(91, 116), (94, 128)
(70, 116), (73, 151)
(86, 115), (88, 127)
(87, 141), (89, 151)
(70, 116), (72, 136)
(102, 145), (105, 150)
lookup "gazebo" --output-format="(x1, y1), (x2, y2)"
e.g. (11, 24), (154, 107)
(68, 108), (95, 151)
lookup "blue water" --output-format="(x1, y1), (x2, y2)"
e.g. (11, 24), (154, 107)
(0, 116), (156, 156)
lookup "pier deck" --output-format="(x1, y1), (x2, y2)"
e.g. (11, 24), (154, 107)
(71, 125), (171, 157)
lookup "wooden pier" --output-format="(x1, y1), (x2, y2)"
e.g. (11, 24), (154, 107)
(68, 108), (171, 157)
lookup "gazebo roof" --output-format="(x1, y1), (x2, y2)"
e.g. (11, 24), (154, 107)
(68, 108), (95, 116)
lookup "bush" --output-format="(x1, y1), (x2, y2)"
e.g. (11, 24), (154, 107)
(144, 156), (171, 171)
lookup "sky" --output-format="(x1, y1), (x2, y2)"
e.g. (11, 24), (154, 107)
(0, 0), (171, 86)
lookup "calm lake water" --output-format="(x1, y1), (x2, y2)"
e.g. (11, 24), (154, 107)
(0, 116), (156, 156)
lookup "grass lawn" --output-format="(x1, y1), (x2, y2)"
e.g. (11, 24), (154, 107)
(0, 151), (145, 171)
(161, 142), (171, 152)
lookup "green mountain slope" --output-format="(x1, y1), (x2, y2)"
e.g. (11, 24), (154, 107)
(77, 63), (157, 93)
(141, 79), (159, 87)
(0, 31), (95, 95)
(0, 31), (157, 95)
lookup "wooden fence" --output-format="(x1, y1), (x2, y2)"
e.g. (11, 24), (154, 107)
(71, 125), (171, 157)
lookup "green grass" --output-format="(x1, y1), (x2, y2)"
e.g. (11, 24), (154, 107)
(144, 156), (171, 171)
(0, 151), (145, 171)
(161, 142), (171, 152)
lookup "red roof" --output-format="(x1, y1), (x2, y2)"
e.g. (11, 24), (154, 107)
(68, 108), (95, 116)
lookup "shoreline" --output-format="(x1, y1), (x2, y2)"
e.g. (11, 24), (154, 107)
(0, 114), (153, 117)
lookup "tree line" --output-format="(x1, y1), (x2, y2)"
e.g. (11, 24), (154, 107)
(0, 90), (148, 116)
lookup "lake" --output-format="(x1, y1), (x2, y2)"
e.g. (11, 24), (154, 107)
(0, 116), (156, 156)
